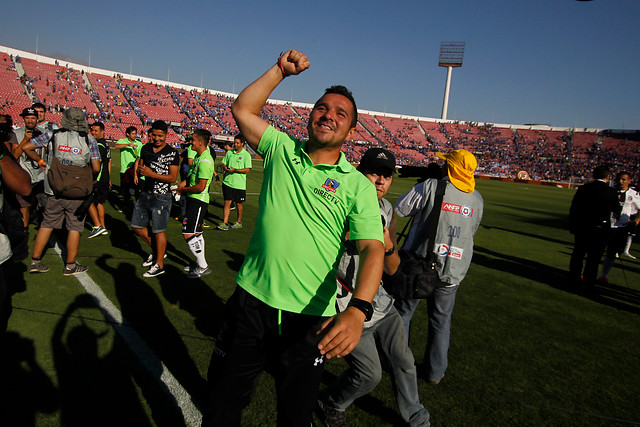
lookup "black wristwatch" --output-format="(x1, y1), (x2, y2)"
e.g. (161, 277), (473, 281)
(385, 246), (395, 256)
(348, 297), (373, 321)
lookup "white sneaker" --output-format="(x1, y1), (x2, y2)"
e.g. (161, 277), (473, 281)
(142, 253), (167, 267)
(143, 264), (165, 278)
(622, 252), (637, 260)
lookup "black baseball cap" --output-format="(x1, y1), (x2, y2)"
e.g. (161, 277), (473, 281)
(358, 148), (396, 176)
(20, 107), (37, 118)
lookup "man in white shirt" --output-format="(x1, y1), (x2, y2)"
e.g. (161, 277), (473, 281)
(598, 171), (640, 284)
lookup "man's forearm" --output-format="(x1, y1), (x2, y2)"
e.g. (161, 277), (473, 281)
(232, 64), (284, 119)
(353, 239), (385, 302)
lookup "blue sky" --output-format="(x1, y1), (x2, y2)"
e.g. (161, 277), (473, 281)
(1, 0), (638, 129)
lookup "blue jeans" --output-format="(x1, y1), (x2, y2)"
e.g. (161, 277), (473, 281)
(130, 192), (172, 233)
(323, 307), (430, 426)
(394, 285), (458, 382)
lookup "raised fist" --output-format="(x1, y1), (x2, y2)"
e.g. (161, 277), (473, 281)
(279, 49), (310, 77)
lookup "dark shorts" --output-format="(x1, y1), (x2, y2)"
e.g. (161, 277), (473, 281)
(40, 196), (85, 232)
(120, 168), (135, 190)
(222, 184), (246, 203)
(182, 198), (207, 235)
(130, 192), (172, 233)
(92, 182), (109, 205)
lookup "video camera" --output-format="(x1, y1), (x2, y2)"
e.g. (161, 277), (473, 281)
(397, 164), (443, 183)
(74, 187), (99, 221)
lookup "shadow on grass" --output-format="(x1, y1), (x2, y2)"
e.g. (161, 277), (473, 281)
(96, 255), (208, 411)
(0, 331), (57, 425)
(481, 225), (571, 246)
(473, 245), (640, 314)
(52, 294), (155, 426)
(106, 217), (145, 257)
(222, 249), (245, 272)
(157, 264), (226, 339)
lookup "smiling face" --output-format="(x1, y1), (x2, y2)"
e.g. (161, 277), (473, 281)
(149, 129), (167, 147)
(307, 93), (356, 150)
(90, 125), (104, 140)
(23, 115), (37, 129)
(127, 129), (138, 142)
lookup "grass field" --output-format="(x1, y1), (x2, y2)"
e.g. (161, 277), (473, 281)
(3, 154), (640, 426)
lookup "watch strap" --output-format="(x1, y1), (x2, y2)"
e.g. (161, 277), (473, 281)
(347, 297), (373, 321)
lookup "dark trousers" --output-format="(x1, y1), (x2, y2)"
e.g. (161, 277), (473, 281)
(570, 228), (608, 286)
(202, 286), (327, 427)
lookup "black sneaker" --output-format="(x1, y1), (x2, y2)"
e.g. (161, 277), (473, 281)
(143, 264), (165, 278)
(63, 262), (88, 276)
(317, 399), (349, 427)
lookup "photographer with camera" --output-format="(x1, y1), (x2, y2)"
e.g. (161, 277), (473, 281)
(10, 108), (45, 229)
(393, 149), (483, 385)
(19, 108), (101, 276)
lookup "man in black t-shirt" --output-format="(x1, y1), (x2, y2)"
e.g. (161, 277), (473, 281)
(87, 122), (111, 238)
(130, 120), (179, 278)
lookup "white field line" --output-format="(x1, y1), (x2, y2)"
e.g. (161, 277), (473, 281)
(52, 240), (202, 426)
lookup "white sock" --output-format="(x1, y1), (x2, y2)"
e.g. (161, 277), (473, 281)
(187, 234), (207, 268)
(624, 236), (633, 253)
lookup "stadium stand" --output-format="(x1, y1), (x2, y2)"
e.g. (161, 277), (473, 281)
(0, 45), (638, 181)
(0, 52), (32, 120)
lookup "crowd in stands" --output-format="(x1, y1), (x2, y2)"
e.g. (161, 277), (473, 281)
(0, 52), (638, 180)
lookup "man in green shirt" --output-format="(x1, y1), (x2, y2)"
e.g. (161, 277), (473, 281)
(113, 126), (142, 205)
(176, 129), (215, 278)
(203, 49), (385, 426)
(217, 133), (252, 230)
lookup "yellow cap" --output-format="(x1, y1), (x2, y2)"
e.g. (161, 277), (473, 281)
(436, 149), (477, 193)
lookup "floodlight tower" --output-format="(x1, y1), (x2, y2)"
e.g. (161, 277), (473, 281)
(439, 41), (465, 120)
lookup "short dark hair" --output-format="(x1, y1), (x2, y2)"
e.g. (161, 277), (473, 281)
(125, 126), (137, 135)
(31, 102), (46, 111)
(593, 165), (610, 180)
(616, 171), (632, 180)
(315, 85), (358, 128)
(193, 128), (211, 144)
(150, 120), (168, 133)
(234, 132), (245, 142)
(91, 121), (105, 131)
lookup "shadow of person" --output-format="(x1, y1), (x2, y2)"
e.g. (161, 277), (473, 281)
(222, 249), (245, 272)
(0, 332), (57, 426)
(157, 264), (226, 339)
(52, 294), (151, 426)
(106, 217), (145, 257)
(473, 245), (640, 314)
(96, 255), (207, 411)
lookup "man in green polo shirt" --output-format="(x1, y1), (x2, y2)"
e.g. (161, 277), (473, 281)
(113, 126), (143, 206)
(176, 129), (215, 278)
(218, 133), (252, 230)
(203, 49), (385, 426)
